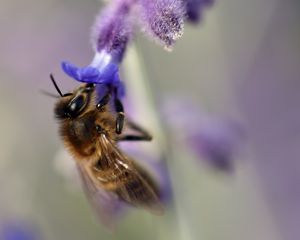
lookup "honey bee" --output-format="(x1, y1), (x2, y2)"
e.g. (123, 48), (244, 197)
(50, 74), (163, 225)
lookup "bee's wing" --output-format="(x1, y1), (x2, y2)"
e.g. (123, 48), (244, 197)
(99, 134), (164, 215)
(77, 163), (124, 229)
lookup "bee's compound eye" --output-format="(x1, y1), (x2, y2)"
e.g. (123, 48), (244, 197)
(70, 101), (78, 111)
(67, 95), (85, 116)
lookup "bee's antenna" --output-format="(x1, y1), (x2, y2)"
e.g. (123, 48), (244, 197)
(50, 73), (63, 97)
(40, 90), (60, 98)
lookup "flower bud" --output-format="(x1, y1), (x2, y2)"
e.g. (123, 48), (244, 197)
(184, 0), (214, 23)
(138, 0), (185, 50)
(91, 0), (134, 62)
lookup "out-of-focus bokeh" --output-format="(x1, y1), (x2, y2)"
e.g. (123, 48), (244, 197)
(0, 0), (299, 239)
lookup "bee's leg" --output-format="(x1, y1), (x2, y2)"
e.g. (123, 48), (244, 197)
(118, 135), (152, 141)
(96, 90), (111, 110)
(114, 96), (125, 134)
(117, 121), (152, 141)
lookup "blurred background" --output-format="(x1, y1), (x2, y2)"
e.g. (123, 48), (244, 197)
(0, 0), (299, 239)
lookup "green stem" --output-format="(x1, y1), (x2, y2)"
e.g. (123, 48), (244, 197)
(123, 44), (194, 240)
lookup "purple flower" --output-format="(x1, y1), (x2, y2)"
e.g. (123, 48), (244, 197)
(184, 0), (214, 23)
(61, 51), (125, 98)
(187, 119), (245, 171)
(138, 0), (185, 49)
(0, 221), (39, 240)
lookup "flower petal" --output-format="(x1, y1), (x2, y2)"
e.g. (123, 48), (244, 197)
(61, 61), (120, 84)
(97, 63), (119, 84)
(112, 71), (126, 98)
(61, 61), (82, 81)
(61, 61), (103, 83)
(78, 66), (101, 82)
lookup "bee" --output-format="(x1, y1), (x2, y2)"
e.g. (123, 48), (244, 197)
(50, 74), (163, 225)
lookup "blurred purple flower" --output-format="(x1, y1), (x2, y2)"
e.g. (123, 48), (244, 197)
(184, 0), (214, 23)
(187, 119), (245, 171)
(163, 98), (245, 171)
(0, 221), (39, 240)
(138, 0), (185, 49)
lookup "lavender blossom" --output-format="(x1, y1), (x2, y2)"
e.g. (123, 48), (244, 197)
(61, 0), (214, 89)
(138, 0), (185, 50)
(184, 0), (214, 23)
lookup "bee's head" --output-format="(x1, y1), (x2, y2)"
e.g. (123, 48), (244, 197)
(50, 74), (95, 119)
